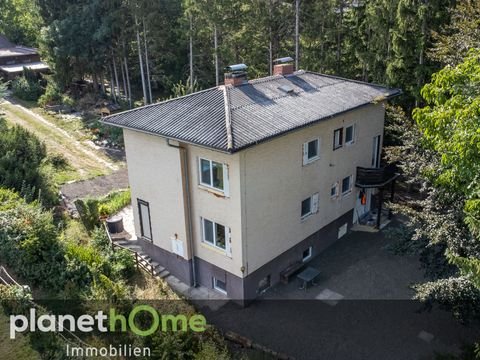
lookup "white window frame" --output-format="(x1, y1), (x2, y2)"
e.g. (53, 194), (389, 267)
(302, 246), (313, 262)
(213, 277), (227, 294)
(345, 124), (356, 145)
(301, 193), (319, 220)
(201, 218), (231, 256)
(302, 138), (320, 165)
(341, 175), (353, 196)
(333, 128), (343, 150)
(198, 158), (229, 195)
(330, 182), (339, 199)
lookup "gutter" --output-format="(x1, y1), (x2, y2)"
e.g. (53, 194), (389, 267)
(167, 139), (197, 287)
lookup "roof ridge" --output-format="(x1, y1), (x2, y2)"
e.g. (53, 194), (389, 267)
(222, 85), (233, 151)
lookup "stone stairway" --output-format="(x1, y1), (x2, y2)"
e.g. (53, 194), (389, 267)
(111, 236), (170, 279)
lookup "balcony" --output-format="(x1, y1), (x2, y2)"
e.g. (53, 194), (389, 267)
(355, 164), (398, 188)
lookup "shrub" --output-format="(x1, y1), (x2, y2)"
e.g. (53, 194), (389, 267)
(76, 190), (131, 231)
(0, 120), (56, 205)
(38, 81), (62, 107)
(11, 75), (43, 101)
(108, 249), (136, 280)
(0, 193), (67, 291)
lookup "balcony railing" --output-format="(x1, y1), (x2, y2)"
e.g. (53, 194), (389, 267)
(355, 164), (398, 188)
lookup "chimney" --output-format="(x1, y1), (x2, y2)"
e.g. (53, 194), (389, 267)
(224, 63), (248, 86)
(273, 57), (295, 76)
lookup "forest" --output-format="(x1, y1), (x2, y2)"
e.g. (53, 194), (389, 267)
(0, 0), (479, 358)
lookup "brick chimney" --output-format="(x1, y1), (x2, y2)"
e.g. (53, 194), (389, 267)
(224, 64), (248, 86)
(273, 57), (294, 76)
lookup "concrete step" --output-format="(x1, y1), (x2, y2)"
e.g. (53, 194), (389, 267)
(157, 270), (170, 279)
(124, 245), (142, 251)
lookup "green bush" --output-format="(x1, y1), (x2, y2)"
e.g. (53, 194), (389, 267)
(37, 81), (62, 107)
(0, 193), (67, 291)
(108, 249), (136, 280)
(11, 75), (43, 101)
(76, 190), (131, 231)
(0, 119), (56, 205)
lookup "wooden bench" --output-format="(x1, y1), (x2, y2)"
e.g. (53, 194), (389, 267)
(280, 261), (305, 284)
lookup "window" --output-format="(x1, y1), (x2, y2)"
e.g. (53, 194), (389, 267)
(202, 218), (231, 254)
(338, 223), (348, 238)
(345, 124), (355, 145)
(138, 199), (152, 240)
(213, 277), (227, 294)
(302, 246), (313, 262)
(199, 158), (227, 192)
(301, 193), (319, 219)
(333, 128), (343, 150)
(341, 175), (352, 195)
(257, 275), (271, 294)
(302, 138), (320, 165)
(330, 182), (339, 198)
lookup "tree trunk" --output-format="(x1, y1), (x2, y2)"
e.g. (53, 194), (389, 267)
(143, 19), (153, 103)
(214, 24), (219, 86)
(136, 16), (147, 105)
(295, 0), (300, 69)
(123, 40), (132, 108)
(189, 14), (194, 90)
(100, 72), (106, 94)
(112, 51), (120, 99)
(121, 58), (127, 99)
(109, 63), (116, 102)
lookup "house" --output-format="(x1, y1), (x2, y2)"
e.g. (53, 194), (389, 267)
(102, 59), (400, 301)
(0, 35), (49, 81)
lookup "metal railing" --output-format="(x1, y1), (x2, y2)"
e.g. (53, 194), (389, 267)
(103, 222), (155, 277)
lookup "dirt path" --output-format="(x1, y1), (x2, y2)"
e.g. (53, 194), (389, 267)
(1, 98), (122, 180)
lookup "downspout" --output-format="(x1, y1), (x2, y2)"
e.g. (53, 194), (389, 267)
(167, 139), (197, 287)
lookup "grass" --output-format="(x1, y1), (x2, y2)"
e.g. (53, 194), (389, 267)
(1, 101), (118, 184)
(0, 312), (41, 360)
(98, 189), (131, 216)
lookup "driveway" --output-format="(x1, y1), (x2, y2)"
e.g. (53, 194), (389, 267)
(200, 223), (480, 360)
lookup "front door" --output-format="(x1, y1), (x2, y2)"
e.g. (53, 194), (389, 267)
(372, 135), (381, 168)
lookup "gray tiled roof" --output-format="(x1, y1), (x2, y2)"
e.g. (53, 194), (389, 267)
(102, 71), (400, 153)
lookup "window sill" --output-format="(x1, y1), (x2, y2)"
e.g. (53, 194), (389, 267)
(333, 146), (343, 151)
(345, 141), (355, 146)
(301, 213), (313, 222)
(198, 184), (227, 198)
(303, 156), (320, 166)
(342, 190), (352, 198)
(201, 242), (231, 257)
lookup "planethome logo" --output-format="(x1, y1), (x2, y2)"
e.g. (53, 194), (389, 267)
(9, 304), (207, 339)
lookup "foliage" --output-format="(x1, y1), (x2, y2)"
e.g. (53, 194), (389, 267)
(0, 81), (7, 102)
(0, 0), (43, 46)
(429, 0), (480, 66)
(76, 189), (131, 230)
(11, 76), (43, 102)
(37, 81), (62, 107)
(0, 119), (56, 205)
(414, 277), (480, 323)
(0, 192), (66, 291)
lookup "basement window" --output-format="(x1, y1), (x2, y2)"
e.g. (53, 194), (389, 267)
(213, 277), (227, 294)
(302, 246), (313, 262)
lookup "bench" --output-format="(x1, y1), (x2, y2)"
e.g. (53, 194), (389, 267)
(280, 261), (305, 284)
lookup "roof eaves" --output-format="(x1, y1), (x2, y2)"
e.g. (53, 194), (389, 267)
(102, 86), (222, 123)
